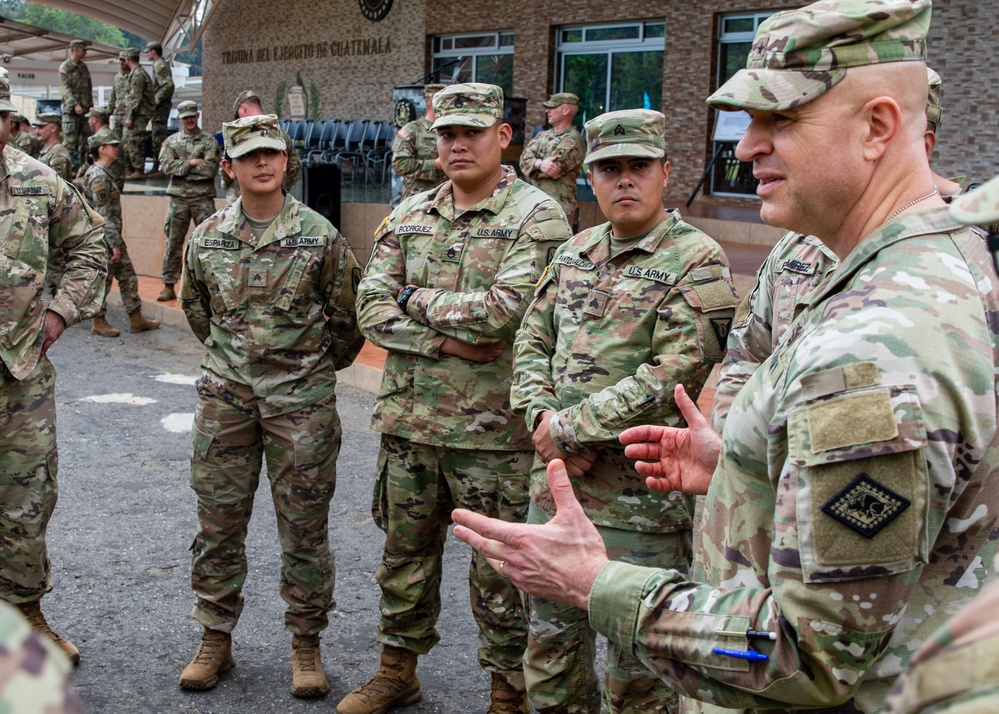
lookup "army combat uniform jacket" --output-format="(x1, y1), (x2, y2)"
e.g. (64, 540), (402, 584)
(0, 146), (106, 379)
(390, 117), (445, 200)
(37, 143), (73, 182)
(713, 231), (838, 433)
(58, 58), (92, 114)
(160, 129), (222, 199)
(180, 194), (362, 417)
(518, 126), (585, 223)
(356, 165), (572, 451)
(513, 211), (736, 532)
(588, 207), (999, 713)
(82, 163), (122, 249)
(107, 69), (130, 128)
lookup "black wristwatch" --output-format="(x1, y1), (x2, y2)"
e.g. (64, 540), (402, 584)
(396, 285), (418, 312)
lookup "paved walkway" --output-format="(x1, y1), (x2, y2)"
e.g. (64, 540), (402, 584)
(112, 238), (772, 417)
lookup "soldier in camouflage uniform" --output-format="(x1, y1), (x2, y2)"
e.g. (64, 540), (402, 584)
(711, 65), (961, 434)
(341, 83), (572, 714)
(157, 100), (221, 302)
(222, 90), (301, 202)
(0, 69), (108, 668)
(390, 83), (446, 200)
(451, 2), (999, 713)
(876, 177), (999, 714)
(10, 113), (39, 157)
(0, 602), (82, 713)
(34, 113), (75, 296)
(121, 47), (153, 179)
(106, 52), (130, 134)
(142, 42), (174, 178)
(512, 109), (737, 714)
(178, 114), (363, 698)
(519, 93), (586, 227)
(82, 127), (160, 337)
(79, 106), (124, 191)
(58, 39), (92, 168)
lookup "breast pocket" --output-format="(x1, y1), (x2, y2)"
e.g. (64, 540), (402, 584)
(787, 384), (929, 583)
(271, 249), (315, 312)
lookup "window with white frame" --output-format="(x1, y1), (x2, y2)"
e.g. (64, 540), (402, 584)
(431, 32), (514, 97)
(710, 11), (774, 197)
(555, 21), (666, 131)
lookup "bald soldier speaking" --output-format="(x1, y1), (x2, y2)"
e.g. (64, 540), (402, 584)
(451, 1), (999, 712)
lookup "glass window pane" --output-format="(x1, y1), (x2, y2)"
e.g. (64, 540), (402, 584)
(433, 56), (473, 85)
(719, 42), (750, 84)
(499, 32), (514, 47)
(645, 23), (665, 39)
(455, 35), (496, 50)
(723, 17), (755, 34)
(562, 53), (609, 130)
(561, 28), (583, 43)
(475, 54), (514, 96)
(586, 26), (640, 42)
(609, 51), (663, 113)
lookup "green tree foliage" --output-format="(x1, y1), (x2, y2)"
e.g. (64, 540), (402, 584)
(0, 0), (125, 46)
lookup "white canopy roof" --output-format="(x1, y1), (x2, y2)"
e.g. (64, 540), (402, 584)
(17, 0), (218, 51)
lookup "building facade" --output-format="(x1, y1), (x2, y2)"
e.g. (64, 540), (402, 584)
(202, 0), (999, 211)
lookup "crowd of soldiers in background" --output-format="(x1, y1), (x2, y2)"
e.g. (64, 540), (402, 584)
(3, 0), (999, 711)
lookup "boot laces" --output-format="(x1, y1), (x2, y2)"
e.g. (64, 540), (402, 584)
(293, 637), (319, 672)
(194, 631), (227, 664)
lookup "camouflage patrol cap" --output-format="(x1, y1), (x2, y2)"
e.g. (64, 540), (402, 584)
(223, 114), (287, 158)
(86, 106), (111, 120)
(143, 42), (162, 54)
(0, 67), (15, 113)
(232, 89), (262, 119)
(950, 175), (999, 227)
(582, 109), (666, 165)
(926, 67), (942, 127)
(11, 113), (25, 124)
(177, 100), (199, 119)
(430, 83), (504, 130)
(708, 0), (931, 112)
(543, 92), (579, 108)
(32, 112), (61, 126)
(69, 40), (88, 51)
(123, 47), (140, 60)
(118, 50), (128, 60)
(87, 127), (120, 150)
(424, 83), (446, 98)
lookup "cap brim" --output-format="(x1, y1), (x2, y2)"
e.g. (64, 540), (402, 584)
(0, 100), (16, 112)
(227, 136), (287, 158)
(583, 143), (664, 165)
(707, 67), (845, 112)
(430, 115), (499, 130)
(178, 112), (199, 119)
(542, 101), (558, 108)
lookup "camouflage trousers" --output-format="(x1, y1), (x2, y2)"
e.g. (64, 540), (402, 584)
(371, 434), (531, 675)
(0, 359), (59, 603)
(189, 376), (341, 636)
(163, 195), (216, 285)
(525, 502), (692, 714)
(97, 242), (141, 318)
(61, 111), (89, 167)
(149, 105), (170, 171)
(121, 120), (149, 175)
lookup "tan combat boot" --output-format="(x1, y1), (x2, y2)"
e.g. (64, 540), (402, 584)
(125, 171), (146, 180)
(291, 634), (329, 698)
(336, 644), (422, 714)
(487, 671), (530, 714)
(17, 601), (80, 666)
(129, 310), (161, 333)
(91, 315), (120, 337)
(179, 628), (234, 690)
(156, 284), (176, 302)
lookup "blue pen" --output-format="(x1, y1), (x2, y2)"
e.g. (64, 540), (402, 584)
(712, 647), (769, 662)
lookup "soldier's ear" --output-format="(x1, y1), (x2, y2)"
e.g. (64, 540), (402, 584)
(221, 158), (236, 181)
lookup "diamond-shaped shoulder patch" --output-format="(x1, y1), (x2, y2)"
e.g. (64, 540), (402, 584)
(820, 473), (911, 538)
